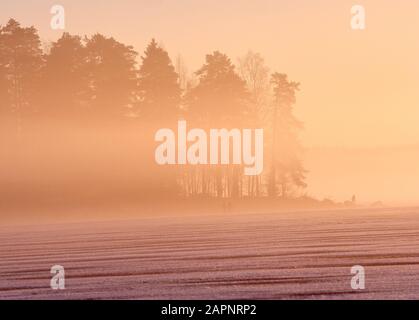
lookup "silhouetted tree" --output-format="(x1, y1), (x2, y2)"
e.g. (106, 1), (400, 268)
(42, 33), (88, 119)
(84, 34), (138, 119)
(188, 51), (248, 126)
(268, 73), (306, 198)
(136, 39), (182, 197)
(138, 39), (181, 122)
(0, 18), (309, 206)
(186, 52), (249, 198)
(0, 19), (44, 132)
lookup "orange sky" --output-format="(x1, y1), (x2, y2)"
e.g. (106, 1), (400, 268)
(2, 0), (418, 148)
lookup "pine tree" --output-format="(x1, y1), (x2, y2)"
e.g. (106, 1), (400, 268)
(0, 19), (44, 132)
(186, 52), (249, 198)
(187, 51), (248, 126)
(138, 39), (180, 122)
(42, 33), (88, 119)
(84, 34), (138, 119)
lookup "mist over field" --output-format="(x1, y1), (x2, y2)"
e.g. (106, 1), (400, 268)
(306, 145), (419, 206)
(1, 0), (419, 301)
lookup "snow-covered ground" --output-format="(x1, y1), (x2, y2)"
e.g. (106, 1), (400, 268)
(1, 207), (419, 300)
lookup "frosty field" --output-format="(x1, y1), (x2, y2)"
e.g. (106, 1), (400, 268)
(1, 207), (419, 300)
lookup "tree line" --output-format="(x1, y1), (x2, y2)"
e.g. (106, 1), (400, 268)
(0, 19), (306, 201)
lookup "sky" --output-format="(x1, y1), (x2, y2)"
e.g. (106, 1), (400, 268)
(2, 0), (419, 205)
(1, 0), (419, 149)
